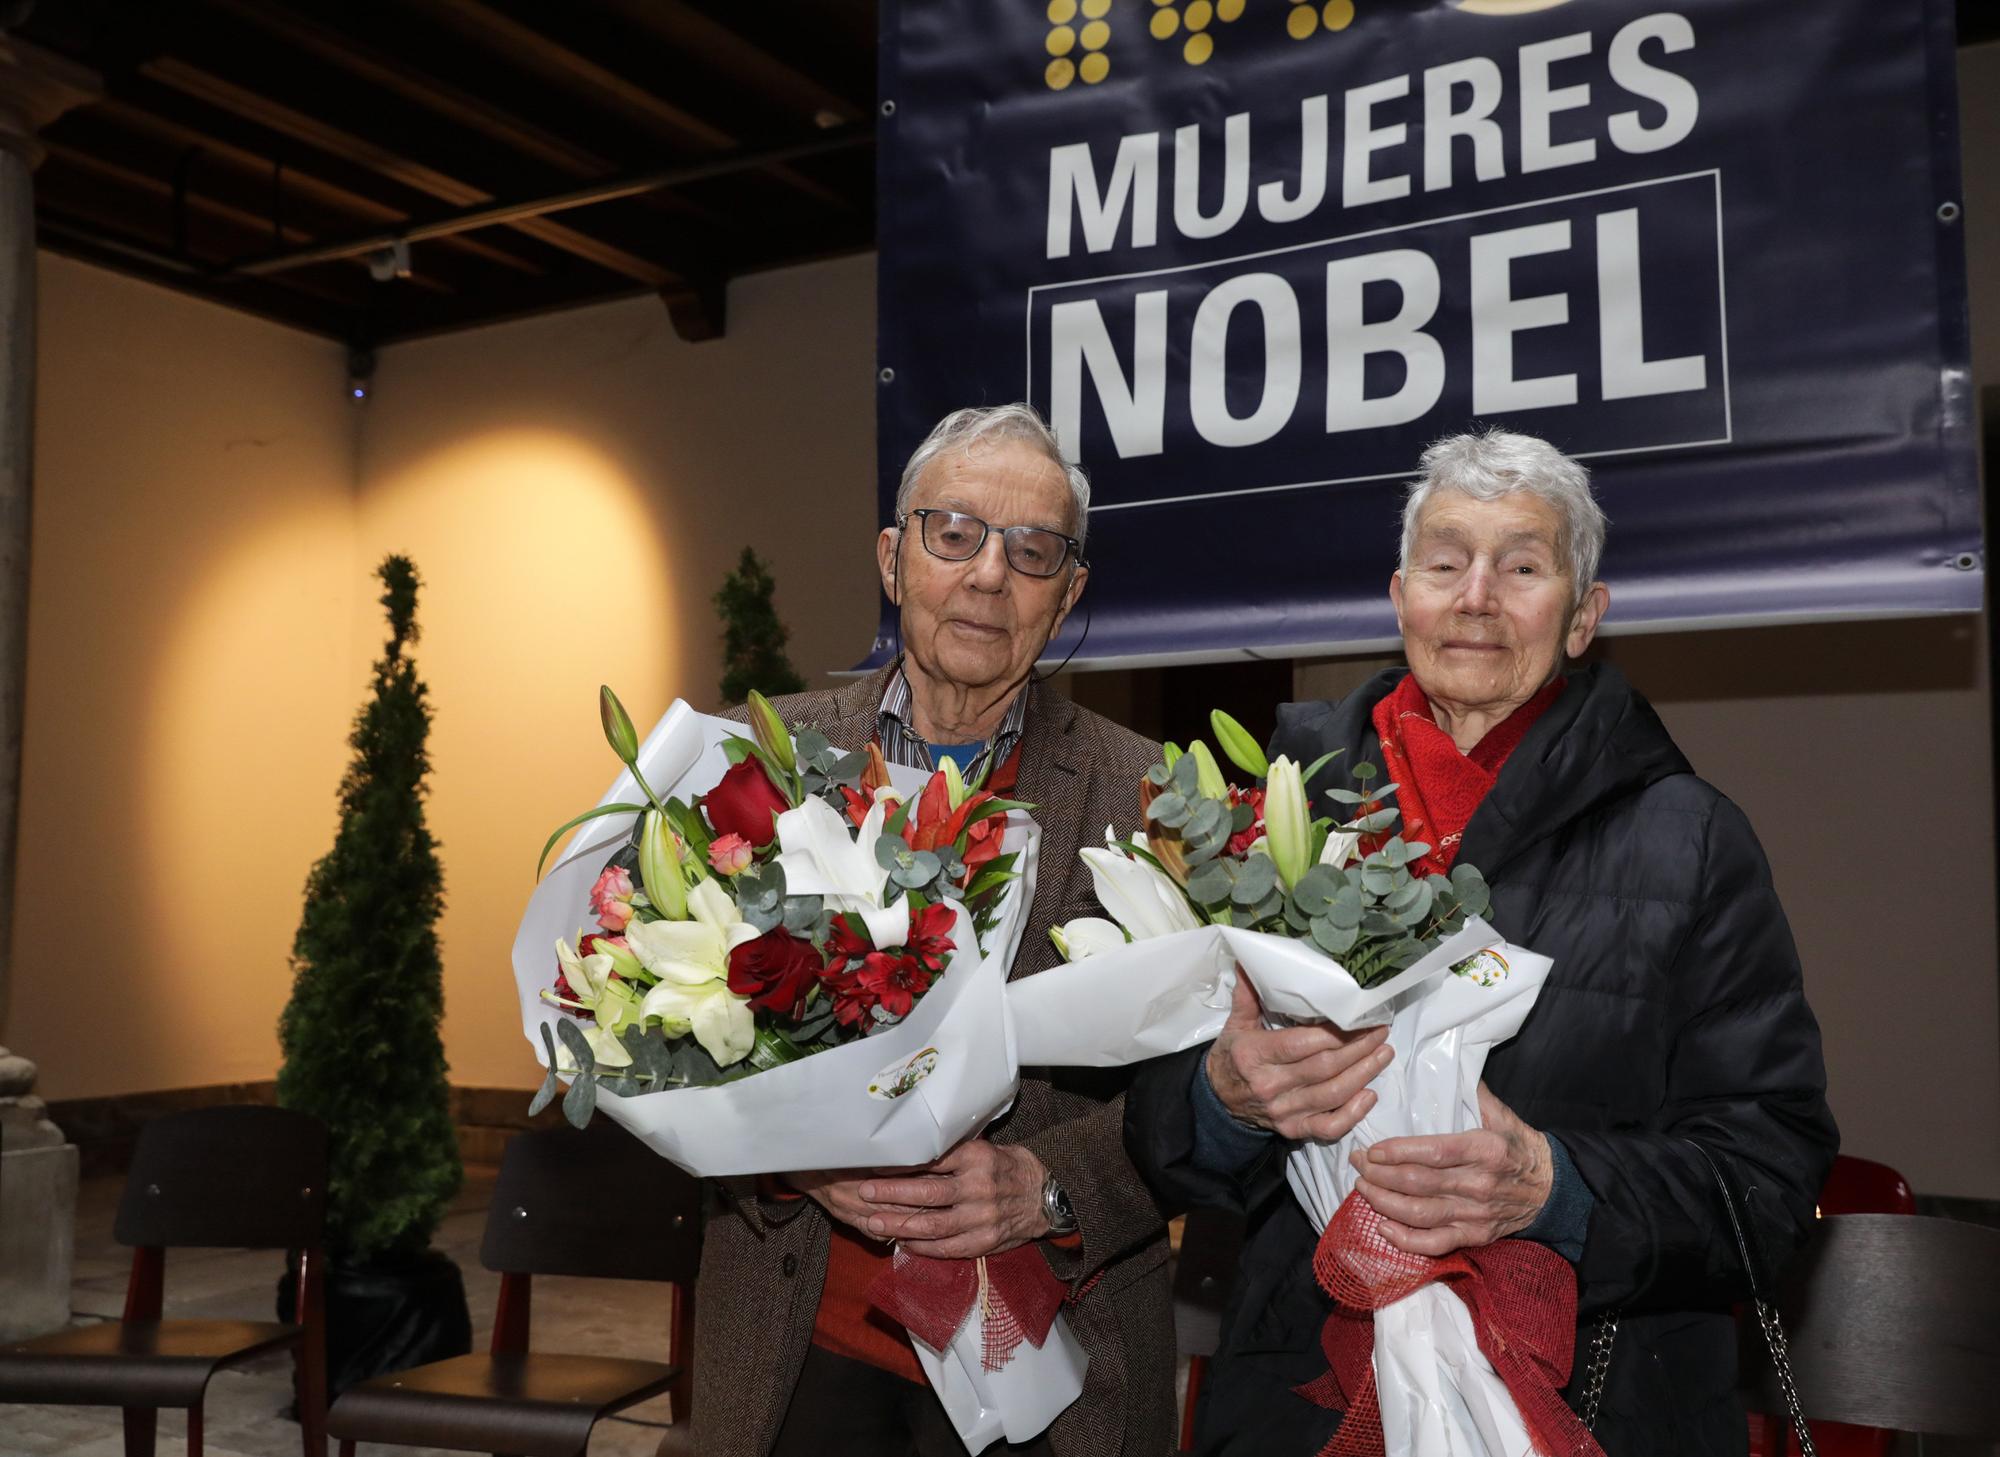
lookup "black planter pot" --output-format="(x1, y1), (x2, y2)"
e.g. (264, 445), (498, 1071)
(278, 1246), (473, 1403)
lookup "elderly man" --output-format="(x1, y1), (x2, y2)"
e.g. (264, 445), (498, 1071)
(1126, 429), (1837, 1456)
(685, 404), (1175, 1457)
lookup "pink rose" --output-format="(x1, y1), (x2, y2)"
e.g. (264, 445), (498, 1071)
(589, 865), (635, 932)
(708, 833), (754, 876)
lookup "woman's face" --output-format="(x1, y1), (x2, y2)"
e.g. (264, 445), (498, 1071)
(1390, 490), (1608, 719)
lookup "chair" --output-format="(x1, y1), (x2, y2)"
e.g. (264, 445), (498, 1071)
(0, 1103), (329, 1457)
(1742, 1214), (2000, 1450)
(1171, 1207), (1245, 1451)
(327, 1119), (702, 1457)
(1746, 1154), (1919, 1457)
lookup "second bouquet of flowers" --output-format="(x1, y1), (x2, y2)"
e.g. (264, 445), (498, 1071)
(512, 687), (1039, 1179)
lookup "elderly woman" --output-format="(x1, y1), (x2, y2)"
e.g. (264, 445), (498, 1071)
(1125, 428), (1838, 1456)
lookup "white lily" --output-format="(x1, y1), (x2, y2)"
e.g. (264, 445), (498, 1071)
(1079, 834), (1203, 942)
(1320, 827), (1361, 869)
(771, 793), (911, 947)
(625, 878), (758, 1065)
(552, 935), (619, 1004)
(1050, 916), (1130, 961)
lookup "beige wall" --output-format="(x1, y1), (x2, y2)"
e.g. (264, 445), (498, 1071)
(352, 255), (879, 1090)
(13, 253), (355, 1101)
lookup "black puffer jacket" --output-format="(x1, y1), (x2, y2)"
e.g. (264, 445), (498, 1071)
(1126, 664), (1838, 1457)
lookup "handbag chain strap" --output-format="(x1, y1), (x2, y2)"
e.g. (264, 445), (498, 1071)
(1579, 1310), (1619, 1432)
(1685, 1139), (1817, 1457)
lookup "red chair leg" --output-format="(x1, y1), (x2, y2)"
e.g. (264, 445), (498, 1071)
(187, 1400), (203, 1457)
(337, 1443), (356, 1457)
(123, 1406), (156, 1457)
(1181, 1355), (1208, 1452)
(668, 1281), (696, 1429)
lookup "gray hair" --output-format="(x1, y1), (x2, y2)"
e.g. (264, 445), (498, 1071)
(1401, 429), (1607, 594)
(897, 403), (1092, 553)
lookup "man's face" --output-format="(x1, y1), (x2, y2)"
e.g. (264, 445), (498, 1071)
(1390, 490), (1607, 716)
(876, 440), (1087, 697)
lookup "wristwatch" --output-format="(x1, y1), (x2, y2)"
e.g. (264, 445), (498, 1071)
(1041, 1172), (1079, 1236)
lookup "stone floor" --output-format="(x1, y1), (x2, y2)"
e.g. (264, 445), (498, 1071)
(0, 1168), (680, 1457)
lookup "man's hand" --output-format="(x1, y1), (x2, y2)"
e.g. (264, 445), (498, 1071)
(1205, 972), (1392, 1142)
(1350, 1083), (1552, 1256)
(781, 1168), (929, 1238)
(855, 1139), (1053, 1259)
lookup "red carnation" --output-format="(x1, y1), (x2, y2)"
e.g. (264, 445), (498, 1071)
(1226, 786), (1266, 857)
(703, 758), (791, 848)
(727, 930), (826, 1017)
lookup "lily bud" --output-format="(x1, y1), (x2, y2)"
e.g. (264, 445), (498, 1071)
(941, 754), (968, 810)
(746, 690), (796, 776)
(1209, 710), (1270, 780)
(599, 685), (640, 765)
(1189, 740), (1229, 801)
(1263, 756), (1311, 889)
(593, 938), (644, 981)
(638, 809), (687, 920)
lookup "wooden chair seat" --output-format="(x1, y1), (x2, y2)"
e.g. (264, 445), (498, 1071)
(0, 1319), (304, 1408)
(329, 1351), (675, 1457)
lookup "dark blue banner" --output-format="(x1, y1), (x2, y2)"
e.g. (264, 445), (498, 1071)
(873, 0), (1977, 667)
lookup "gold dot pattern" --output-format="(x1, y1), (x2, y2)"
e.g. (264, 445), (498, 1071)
(1043, 0), (1360, 88)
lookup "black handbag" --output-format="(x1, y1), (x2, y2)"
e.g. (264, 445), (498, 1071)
(1577, 1141), (1817, 1457)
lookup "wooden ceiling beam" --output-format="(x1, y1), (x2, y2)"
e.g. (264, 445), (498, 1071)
(40, 139), (454, 296)
(588, 0), (867, 125)
(88, 94), (547, 277)
(193, 0), (735, 234)
(139, 56), (680, 288)
(405, 0), (852, 213)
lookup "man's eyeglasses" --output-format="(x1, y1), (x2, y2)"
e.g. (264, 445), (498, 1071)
(900, 508), (1082, 579)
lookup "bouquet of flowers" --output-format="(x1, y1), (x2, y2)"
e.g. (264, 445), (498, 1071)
(515, 687), (1037, 1174)
(513, 690), (1085, 1454)
(1006, 712), (1572, 1457)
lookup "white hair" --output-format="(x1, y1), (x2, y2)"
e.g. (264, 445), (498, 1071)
(896, 403), (1092, 554)
(1401, 429), (1607, 593)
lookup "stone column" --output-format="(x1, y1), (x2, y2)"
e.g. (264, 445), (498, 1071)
(0, 31), (97, 1342)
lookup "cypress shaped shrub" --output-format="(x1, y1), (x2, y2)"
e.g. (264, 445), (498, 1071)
(715, 545), (806, 706)
(278, 555), (461, 1263)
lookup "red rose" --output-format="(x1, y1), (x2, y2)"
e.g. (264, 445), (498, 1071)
(702, 758), (791, 847)
(727, 930), (825, 1017)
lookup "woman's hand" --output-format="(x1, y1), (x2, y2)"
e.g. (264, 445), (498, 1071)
(1350, 1082), (1553, 1255)
(1205, 972), (1393, 1142)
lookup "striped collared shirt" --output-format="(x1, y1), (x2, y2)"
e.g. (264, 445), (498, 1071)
(876, 667), (1031, 780)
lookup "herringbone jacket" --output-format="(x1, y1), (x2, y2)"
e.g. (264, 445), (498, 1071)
(682, 667), (1177, 1457)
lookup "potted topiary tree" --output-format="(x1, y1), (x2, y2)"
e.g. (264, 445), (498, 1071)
(276, 555), (469, 1398)
(714, 545), (806, 705)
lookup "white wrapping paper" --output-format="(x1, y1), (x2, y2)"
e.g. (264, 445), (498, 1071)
(914, 1302), (1091, 1453)
(1005, 917), (1558, 1457)
(511, 701), (1040, 1176)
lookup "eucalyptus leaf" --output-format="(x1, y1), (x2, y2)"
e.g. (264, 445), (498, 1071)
(561, 1071), (598, 1128)
(1322, 787), (1366, 805)
(1289, 864), (1340, 915)
(1185, 860), (1233, 905)
(1147, 791), (1192, 829)
(1230, 853), (1277, 905)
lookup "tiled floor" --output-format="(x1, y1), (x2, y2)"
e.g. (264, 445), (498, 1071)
(0, 1169), (681, 1457)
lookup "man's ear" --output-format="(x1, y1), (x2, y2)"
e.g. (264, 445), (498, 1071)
(1051, 562), (1089, 637)
(876, 526), (902, 604)
(1388, 571), (1406, 638)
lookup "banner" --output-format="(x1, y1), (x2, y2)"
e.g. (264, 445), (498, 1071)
(872, 0), (1977, 667)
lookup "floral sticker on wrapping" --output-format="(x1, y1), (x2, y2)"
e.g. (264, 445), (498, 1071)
(1451, 948), (1509, 987)
(869, 1047), (940, 1101)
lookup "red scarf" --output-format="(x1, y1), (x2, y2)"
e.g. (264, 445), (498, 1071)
(1365, 673), (1564, 879)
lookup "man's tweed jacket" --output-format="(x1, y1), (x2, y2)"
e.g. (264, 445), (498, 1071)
(685, 667), (1176, 1457)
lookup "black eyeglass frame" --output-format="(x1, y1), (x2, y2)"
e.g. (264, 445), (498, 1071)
(898, 508), (1086, 578)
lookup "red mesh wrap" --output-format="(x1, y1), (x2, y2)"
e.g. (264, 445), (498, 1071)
(867, 1245), (1069, 1372)
(1295, 1192), (1605, 1457)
